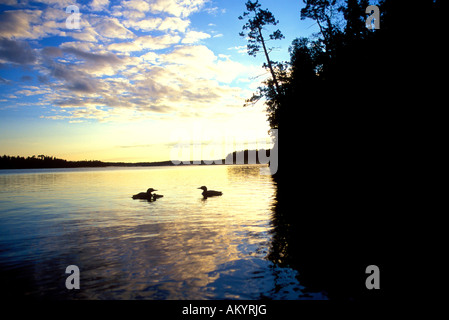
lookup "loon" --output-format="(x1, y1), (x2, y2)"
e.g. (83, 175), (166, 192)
(198, 186), (223, 198)
(132, 188), (163, 201)
(152, 193), (164, 200)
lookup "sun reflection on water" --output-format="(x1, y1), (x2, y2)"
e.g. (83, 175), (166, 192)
(0, 165), (313, 299)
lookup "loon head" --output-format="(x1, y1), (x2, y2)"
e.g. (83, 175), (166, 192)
(198, 186), (207, 191)
(147, 188), (157, 193)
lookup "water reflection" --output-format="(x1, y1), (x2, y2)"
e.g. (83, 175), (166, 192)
(267, 172), (379, 301)
(0, 165), (331, 300)
(226, 164), (264, 179)
(267, 183), (330, 300)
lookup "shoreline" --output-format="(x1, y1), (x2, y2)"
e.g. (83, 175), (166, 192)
(0, 162), (269, 171)
(1, 149), (273, 170)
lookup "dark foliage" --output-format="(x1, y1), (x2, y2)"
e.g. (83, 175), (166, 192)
(239, 0), (285, 113)
(242, 0), (444, 300)
(224, 149), (271, 164)
(0, 155), (106, 169)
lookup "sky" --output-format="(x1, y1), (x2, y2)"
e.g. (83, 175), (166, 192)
(0, 0), (315, 162)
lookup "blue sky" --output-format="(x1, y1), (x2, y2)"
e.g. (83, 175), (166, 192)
(0, 0), (316, 162)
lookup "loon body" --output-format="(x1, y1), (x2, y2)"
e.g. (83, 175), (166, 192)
(198, 186), (222, 198)
(152, 193), (163, 200)
(132, 188), (163, 201)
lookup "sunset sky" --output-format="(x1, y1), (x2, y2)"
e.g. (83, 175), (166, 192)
(0, 0), (315, 162)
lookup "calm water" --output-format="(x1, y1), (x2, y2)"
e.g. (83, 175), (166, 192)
(0, 165), (325, 300)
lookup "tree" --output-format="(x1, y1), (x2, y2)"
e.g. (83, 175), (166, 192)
(300, 0), (343, 56)
(239, 0), (284, 98)
(340, 0), (369, 41)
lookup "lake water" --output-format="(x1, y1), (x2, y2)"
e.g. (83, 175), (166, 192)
(0, 165), (325, 300)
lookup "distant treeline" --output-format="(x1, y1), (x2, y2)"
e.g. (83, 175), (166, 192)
(1, 150), (270, 169)
(0, 155), (108, 169)
(224, 149), (271, 165)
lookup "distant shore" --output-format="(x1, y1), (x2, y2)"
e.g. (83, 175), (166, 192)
(1, 150), (271, 170)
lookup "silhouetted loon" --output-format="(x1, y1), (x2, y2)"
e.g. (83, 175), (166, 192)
(132, 188), (163, 201)
(198, 186), (223, 198)
(152, 193), (163, 200)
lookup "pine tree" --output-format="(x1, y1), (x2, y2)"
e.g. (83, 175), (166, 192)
(239, 0), (284, 97)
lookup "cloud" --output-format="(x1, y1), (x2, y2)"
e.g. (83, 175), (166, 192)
(107, 34), (181, 52)
(160, 45), (250, 84)
(106, 41), (141, 53)
(48, 62), (100, 93)
(140, 51), (160, 63)
(41, 46), (63, 57)
(0, 38), (37, 65)
(31, 0), (74, 9)
(138, 33), (182, 50)
(123, 17), (162, 31)
(158, 16), (190, 32)
(62, 47), (123, 66)
(39, 44), (126, 79)
(91, 17), (136, 40)
(228, 45), (247, 54)
(0, 76), (11, 84)
(67, 25), (100, 42)
(123, 15), (190, 33)
(42, 104), (113, 122)
(203, 6), (226, 16)
(65, 15), (130, 43)
(90, 0), (110, 12)
(0, 0), (260, 124)
(0, 2), (204, 43)
(112, 0), (201, 33)
(14, 86), (50, 96)
(0, 10), (41, 39)
(68, 80), (98, 93)
(0, 8), (68, 40)
(123, 0), (150, 12)
(148, 0), (210, 18)
(181, 30), (211, 44)
(33, 39), (257, 122)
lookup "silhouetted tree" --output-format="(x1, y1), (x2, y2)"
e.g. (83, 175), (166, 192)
(239, 0), (285, 103)
(262, 0), (445, 301)
(300, 0), (343, 52)
(340, 0), (369, 40)
(0, 155), (110, 169)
